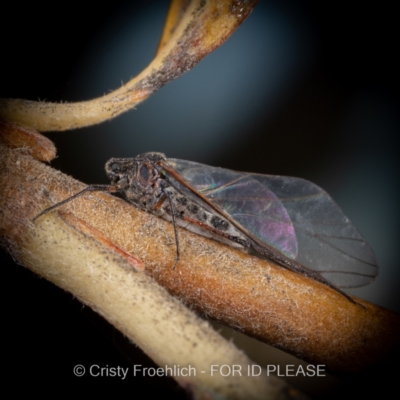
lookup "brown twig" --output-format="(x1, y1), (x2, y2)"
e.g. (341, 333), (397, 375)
(1, 137), (306, 400)
(0, 0), (258, 131)
(1, 127), (399, 378)
(1, 1), (398, 397)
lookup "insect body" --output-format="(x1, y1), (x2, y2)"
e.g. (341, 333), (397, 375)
(34, 152), (379, 304)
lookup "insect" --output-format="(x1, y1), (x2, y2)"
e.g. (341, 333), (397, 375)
(34, 152), (379, 304)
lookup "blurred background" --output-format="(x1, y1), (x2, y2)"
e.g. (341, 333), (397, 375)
(1, 0), (398, 397)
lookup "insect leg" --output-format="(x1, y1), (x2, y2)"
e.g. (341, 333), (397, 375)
(164, 190), (181, 270)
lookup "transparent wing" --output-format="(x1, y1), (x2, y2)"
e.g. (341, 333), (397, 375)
(168, 159), (379, 288)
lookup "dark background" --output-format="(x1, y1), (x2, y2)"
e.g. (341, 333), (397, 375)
(1, 0), (398, 397)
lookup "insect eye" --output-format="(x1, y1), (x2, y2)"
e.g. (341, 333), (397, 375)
(139, 165), (150, 182)
(110, 163), (120, 173)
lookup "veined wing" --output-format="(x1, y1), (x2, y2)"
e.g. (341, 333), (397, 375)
(167, 158), (378, 288)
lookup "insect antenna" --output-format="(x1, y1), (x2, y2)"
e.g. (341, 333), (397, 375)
(33, 185), (118, 222)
